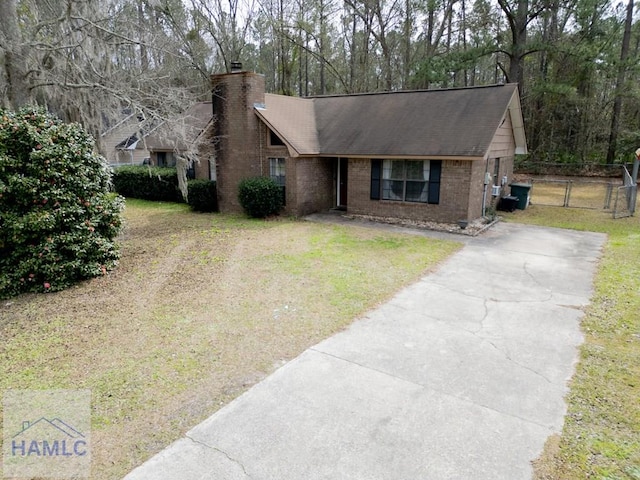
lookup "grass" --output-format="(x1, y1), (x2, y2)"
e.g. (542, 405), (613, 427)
(529, 178), (617, 209)
(0, 199), (461, 479)
(501, 205), (640, 479)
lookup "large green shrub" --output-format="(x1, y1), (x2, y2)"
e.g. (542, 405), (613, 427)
(238, 176), (283, 218)
(111, 165), (182, 202)
(0, 107), (124, 298)
(187, 179), (218, 212)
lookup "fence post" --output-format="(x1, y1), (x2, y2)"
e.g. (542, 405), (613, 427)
(631, 155), (639, 215)
(604, 184), (613, 209)
(564, 181), (572, 207)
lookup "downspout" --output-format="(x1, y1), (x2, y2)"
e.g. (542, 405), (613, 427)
(260, 123), (264, 176)
(482, 158), (490, 217)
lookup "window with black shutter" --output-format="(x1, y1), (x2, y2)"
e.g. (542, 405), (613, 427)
(370, 159), (381, 200)
(370, 159), (441, 204)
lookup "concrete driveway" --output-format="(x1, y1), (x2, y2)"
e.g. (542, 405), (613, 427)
(124, 221), (605, 480)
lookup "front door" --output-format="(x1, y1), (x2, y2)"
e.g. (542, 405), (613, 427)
(338, 158), (348, 208)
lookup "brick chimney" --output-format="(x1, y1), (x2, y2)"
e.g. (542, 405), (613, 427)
(211, 70), (266, 213)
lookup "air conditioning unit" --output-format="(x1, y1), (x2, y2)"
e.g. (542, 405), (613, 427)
(491, 185), (501, 197)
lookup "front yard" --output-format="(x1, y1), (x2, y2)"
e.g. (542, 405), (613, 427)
(4, 195), (637, 479)
(505, 206), (640, 479)
(0, 199), (460, 479)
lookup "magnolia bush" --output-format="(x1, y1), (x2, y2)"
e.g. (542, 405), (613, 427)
(0, 107), (124, 299)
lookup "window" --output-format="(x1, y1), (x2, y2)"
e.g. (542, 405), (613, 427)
(371, 159), (441, 204)
(269, 130), (285, 146)
(269, 157), (285, 186)
(269, 157), (286, 205)
(156, 151), (176, 167)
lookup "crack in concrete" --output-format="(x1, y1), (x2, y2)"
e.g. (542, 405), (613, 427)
(367, 296), (555, 386)
(428, 279), (554, 303)
(441, 298), (554, 385)
(479, 297), (490, 332)
(310, 347), (551, 429)
(185, 434), (252, 479)
(483, 338), (553, 385)
(522, 261), (548, 289)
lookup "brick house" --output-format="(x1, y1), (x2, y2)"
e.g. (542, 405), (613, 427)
(195, 70), (527, 223)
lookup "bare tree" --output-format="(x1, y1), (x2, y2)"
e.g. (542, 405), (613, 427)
(187, 0), (256, 72)
(1, 0), (208, 143)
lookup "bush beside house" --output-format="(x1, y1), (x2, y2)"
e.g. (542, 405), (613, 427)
(0, 107), (124, 299)
(238, 177), (283, 218)
(187, 179), (218, 212)
(111, 165), (183, 202)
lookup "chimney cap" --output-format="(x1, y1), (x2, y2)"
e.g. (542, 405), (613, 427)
(230, 61), (242, 73)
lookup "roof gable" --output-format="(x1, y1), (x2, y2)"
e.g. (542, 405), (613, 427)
(256, 94), (319, 155)
(256, 84), (526, 159)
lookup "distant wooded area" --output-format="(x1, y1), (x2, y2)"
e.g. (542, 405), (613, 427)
(1, 0), (639, 163)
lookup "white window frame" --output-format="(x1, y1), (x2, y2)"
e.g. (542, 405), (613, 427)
(269, 157), (286, 186)
(381, 159), (430, 203)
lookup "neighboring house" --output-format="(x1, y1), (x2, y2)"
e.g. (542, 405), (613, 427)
(143, 102), (213, 170)
(198, 70), (527, 223)
(100, 113), (151, 166)
(100, 104), (212, 171)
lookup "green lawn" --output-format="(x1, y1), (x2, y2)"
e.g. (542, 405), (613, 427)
(0, 199), (461, 479)
(503, 206), (640, 479)
(3, 198), (637, 479)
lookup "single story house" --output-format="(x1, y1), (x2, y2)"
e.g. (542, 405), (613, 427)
(197, 69), (527, 223)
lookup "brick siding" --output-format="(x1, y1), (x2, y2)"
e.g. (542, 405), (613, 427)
(348, 158), (495, 223)
(291, 157), (334, 216)
(207, 71), (516, 221)
(211, 72), (265, 213)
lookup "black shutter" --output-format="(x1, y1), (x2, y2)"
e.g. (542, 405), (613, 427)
(370, 159), (381, 200)
(428, 160), (441, 204)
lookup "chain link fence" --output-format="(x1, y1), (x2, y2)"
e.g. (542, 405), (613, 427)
(518, 173), (637, 218)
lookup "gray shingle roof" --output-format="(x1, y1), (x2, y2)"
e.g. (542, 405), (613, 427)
(256, 84), (526, 159)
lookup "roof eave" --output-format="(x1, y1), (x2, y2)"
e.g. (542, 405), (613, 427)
(508, 87), (528, 155)
(296, 153), (486, 161)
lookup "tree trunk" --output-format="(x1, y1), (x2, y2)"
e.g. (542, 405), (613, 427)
(498, 0), (529, 90)
(510, 0), (528, 88)
(0, 0), (30, 108)
(606, 0), (634, 163)
(402, 0), (412, 89)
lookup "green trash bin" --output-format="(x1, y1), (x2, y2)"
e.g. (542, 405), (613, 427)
(509, 183), (532, 209)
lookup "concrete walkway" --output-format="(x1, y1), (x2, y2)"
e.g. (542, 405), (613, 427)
(124, 221), (605, 480)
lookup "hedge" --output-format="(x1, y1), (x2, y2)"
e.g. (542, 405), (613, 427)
(111, 165), (183, 202)
(238, 176), (283, 218)
(187, 179), (218, 212)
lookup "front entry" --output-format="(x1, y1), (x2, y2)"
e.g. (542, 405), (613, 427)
(337, 157), (348, 208)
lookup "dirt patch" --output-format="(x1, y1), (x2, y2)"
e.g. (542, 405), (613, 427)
(532, 434), (562, 479)
(0, 200), (460, 479)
